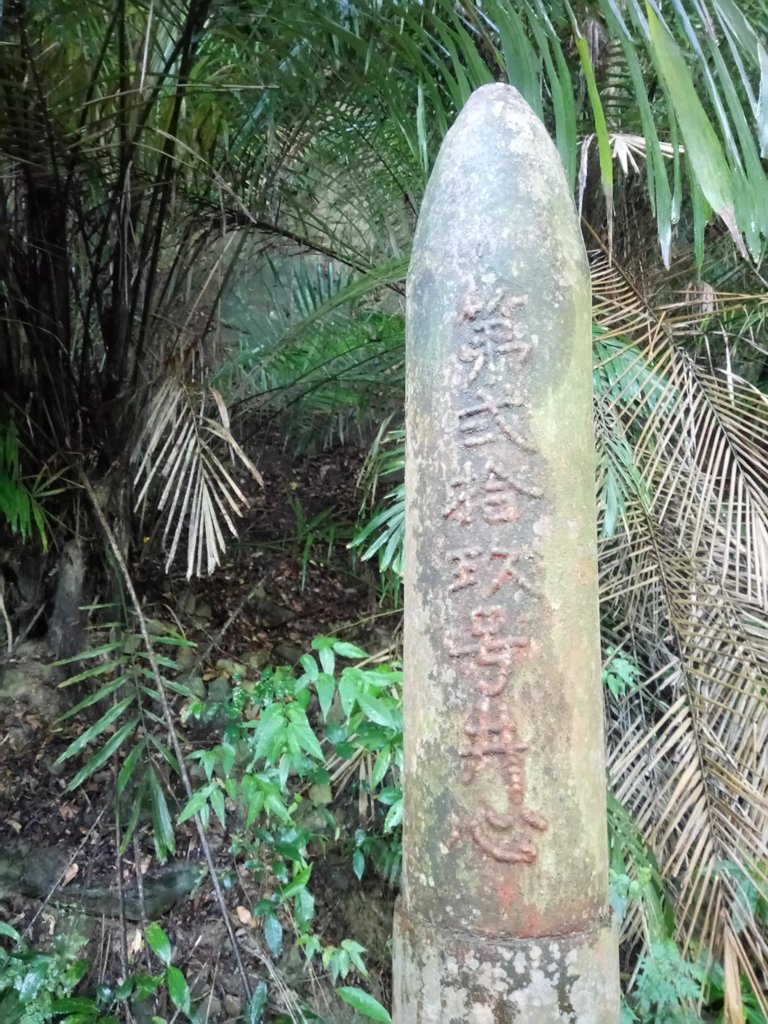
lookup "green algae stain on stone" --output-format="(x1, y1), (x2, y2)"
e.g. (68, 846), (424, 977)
(394, 83), (619, 1022)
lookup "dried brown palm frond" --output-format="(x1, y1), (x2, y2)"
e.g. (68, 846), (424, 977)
(592, 249), (768, 1017)
(132, 379), (262, 578)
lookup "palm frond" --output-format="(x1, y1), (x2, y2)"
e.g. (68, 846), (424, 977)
(132, 379), (261, 577)
(593, 250), (768, 1014)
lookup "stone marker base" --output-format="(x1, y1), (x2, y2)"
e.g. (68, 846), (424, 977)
(392, 900), (619, 1024)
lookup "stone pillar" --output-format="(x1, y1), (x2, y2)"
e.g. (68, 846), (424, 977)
(392, 84), (619, 1023)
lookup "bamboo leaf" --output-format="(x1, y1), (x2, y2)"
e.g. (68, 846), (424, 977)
(65, 717), (140, 792)
(53, 695), (136, 766)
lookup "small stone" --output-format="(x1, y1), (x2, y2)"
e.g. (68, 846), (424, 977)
(223, 994), (242, 1017)
(273, 642), (304, 665)
(216, 658), (243, 677)
(177, 589), (196, 614)
(194, 602), (213, 623)
(244, 649), (270, 671)
(208, 676), (231, 703)
(184, 675), (206, 698)
(202, 993), (222, 1019)
(175, 645), (198, 671)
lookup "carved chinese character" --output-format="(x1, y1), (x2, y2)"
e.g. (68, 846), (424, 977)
(443, 463), (477, 525)
(448, 547), (483, 592)
(443, 460), (541, 527)
(447, 607), (529, 696)
(458, 391), (536, 452)
(457, 289), (530, 382)
(485, 548), (537, 599)
(448, 797), (548, 865)
(459, 699), (529, 786)
(482, 461), (542, 524)
(470, 802), (548, 864)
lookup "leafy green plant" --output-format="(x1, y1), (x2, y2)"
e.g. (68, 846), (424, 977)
(135, 922), (195, 1023)
(349, 423), (405, 606)
(180, 637), (401, 1022)
(628, 940), (707, 1024)
(602, 648), (641, 701)
(53, 622), (199, 861)
(289, 496), (353, 592)
(82, 922), (199, 1024)
(0, 419), (62, 549)
(0, 921), (116, 1024)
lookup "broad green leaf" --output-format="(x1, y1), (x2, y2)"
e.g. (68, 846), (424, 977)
(0, 921), (20, 941)
(299, 653), (319, 682)
(310, 636), (335, 650)
(264, 913), (283, 958)
(246, 792), (266, 829)
(210, 784), (226, 827)
(338, 674), (360, 718)
(145, 923), (172, 966)
(332, 641), (367, 659)
(166, 965), (190, 1013)
(384, 798), (403, 833)
(264, 790), (292, 822)
(315, 672), (336, 721)
(50, 997), (100, 1013)
(758, 43), (768, 157)
(135, 972), (164, 1000)
(319, 647), (334, 676)
(337, 987), (391, 1023)
(279, 864), (312, 901)
(341, 939), (368, 976)
(176, 786), (208, 827)
(371, 746), (391, 788)
(287, 706), (324, 760)
(178, 786), (211, 825)
(575, 36), (613, 228)
(250, 704), (288, 763)
(353, 848), (365, 881)
(248, 981), (269, 1024)
(355, 692), (402, 731)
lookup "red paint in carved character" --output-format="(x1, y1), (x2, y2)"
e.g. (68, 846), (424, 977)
(520, 906), (544, 938)
(497, 880), (517, 909)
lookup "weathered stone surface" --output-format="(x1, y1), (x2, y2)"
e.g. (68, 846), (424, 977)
(394, 903), (618, 1024)
(393, 83), (618, 1021)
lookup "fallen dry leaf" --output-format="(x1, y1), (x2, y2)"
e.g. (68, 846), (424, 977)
(235, 905), (255, 928)
(129, 929), (144, 957)
(61, 863), (79, 886)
